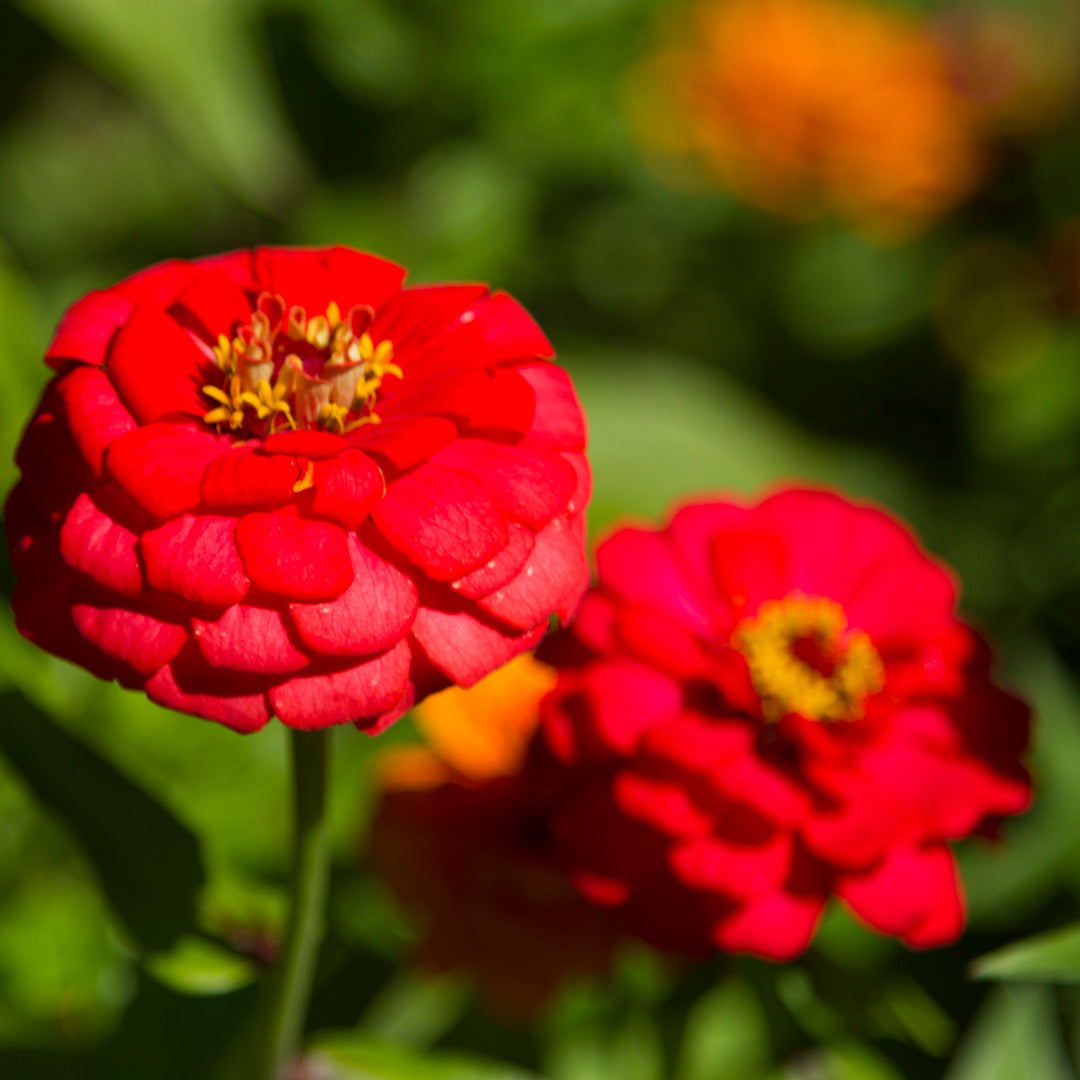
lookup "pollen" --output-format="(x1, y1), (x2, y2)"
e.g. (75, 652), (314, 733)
(202, 293), (401, 437)
(734, 596), (884, 722)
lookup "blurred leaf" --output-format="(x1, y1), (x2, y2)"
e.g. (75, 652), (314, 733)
(360, 971), (471, 1049)
(309, 1031), (542, 1080)
(146, 936), (256, 996)
(868, 978), (956, 1057)
(0, 690), (205, 952)
(782, 228), (935, 356)
(944, 985), (1074, 1080)
(546, 1006), (664, 1080)
(676, 977), (769, 1080)
(973, 923), (1080, 984)
(12, 0), (307, 209)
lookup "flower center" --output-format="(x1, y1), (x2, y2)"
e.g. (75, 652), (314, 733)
(202, 293), (402, 436)
(734, 596), (884, 722)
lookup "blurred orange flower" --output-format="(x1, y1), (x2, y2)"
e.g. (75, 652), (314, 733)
(634, 0), (983, 236)
(369, 655), (619, 1017)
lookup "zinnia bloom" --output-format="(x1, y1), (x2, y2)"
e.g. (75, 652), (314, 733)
(369, 655), (621, 1016)
(6, 247), (590, 734)
(633, 0), (982, 235)
(538, 489), (1031, 960)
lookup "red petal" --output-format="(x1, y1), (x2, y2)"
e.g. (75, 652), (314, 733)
(140, 514), (250, 607)
(431, 439), (576, 529)
(45, 290), (133, 369)
(713, 888), (825, 961)
(347, 416), (457, 473)
(71, 595), (188, 677)
(200, 448), (301, 510)
(146, 663), (269, 733)
(235, 504), (353, 601)
(60, 489), (145, 597)
(710, 528), (789, 614)
(15, 396), (95, 521)
(373, 463), (509, 581)
(410, 603), (545, 686)
(253, 246), (405, 315)
(477, 514), (589, 630)
(269, 641), (411, 729)
(289, 533), (417, 656)
(10, 527), (136, 685)
(171, 267), (253, 343)
(192, 250), (258, 291)
(449, 523), (535, 600)
(597, 527), (715, 637)
(837, 845), (964, 946)
(263, 430), (348, 459)
(193, 604), (309, 675)
(106, 423), (227, 519)
(55, 366), (137, 474)
(469, 291), (554, 360)
(302, 450), (383, 530)
(517, 363), (586, 450)
(373, 284), (489, 353)
(113, 259), (200, 306)
(106, 306), (215, 423)
(671, 833), (794, 900)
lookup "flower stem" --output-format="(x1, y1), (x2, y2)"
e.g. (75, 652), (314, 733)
(252, 728), (332, 1080)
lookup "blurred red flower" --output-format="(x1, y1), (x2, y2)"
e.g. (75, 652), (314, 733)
(369, 656), (621, 1016)
(6, 247), (590, 734)
(539, 489), (1031, 960)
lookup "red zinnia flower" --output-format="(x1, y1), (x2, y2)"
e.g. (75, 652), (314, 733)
(369, 656), (621, 1016)
(539, 488), (1031, 960)
(6, 247), (590, 734)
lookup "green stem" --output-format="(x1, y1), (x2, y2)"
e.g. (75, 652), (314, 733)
(252, 728), (332, 1080)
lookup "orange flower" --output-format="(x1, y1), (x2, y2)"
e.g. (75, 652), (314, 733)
(634, 0), (983, 236)
(369, 655), (619, 1016)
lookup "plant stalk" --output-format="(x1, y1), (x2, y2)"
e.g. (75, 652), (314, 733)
(251, 728), (332, 1080)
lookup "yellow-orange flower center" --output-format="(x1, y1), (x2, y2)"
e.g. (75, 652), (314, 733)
(734, 596), (884, 722)
(202, 292), (401, 437)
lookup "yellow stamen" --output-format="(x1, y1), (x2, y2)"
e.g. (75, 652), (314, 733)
(292, 459), (316, 493)
(734, 596), (884, 722)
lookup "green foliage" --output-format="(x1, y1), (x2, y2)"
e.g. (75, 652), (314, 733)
(0, 690), (204, 952)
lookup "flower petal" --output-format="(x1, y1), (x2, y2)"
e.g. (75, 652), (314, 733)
(410, 604), (545, 687)
(432, 439), (577, 529)
(45, 290), (133, 369)
(140, 514), (250, 607)
(289, 533), (418, 657)
(106, 423), (227, 519)
(106, 306), (215, 423)
(55, 365), (138, 474)
(60, 488), (146, 597)
(476, 514), (589, 630)
(269, 641), (411, 729)
(192, 604), (308, 675)
(373, 464), (509, 581)
(235, 504), (353, 601)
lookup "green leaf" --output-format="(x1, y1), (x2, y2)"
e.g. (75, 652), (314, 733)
(308, 1031), (542, 1080)
(360, 971), (471, 1049)
(12, 0), (307, 209)
(0, 690), (205, 952)
(944, 986), (1074, 1080)
(146, 936), (256, 996)
(676, 977), (769, 1080)
(973, 923), (1080, 984)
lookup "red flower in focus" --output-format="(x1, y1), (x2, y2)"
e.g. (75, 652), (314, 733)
(539, 489), (1031, 960)
(369, 656), (621, 1016)
(6, 248), (590, 734)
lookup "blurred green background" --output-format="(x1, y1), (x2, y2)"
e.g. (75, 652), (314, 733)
(3, 0), (1080, 1077)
